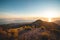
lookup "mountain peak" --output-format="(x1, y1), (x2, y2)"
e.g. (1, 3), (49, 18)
(31, 19), (43, 27)
(35, 19), (43, 23)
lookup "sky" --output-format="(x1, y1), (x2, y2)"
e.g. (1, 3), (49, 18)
(0, 0), (60, 19)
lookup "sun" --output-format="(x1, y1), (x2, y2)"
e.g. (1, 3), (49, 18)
(43, 10), (57, 18)
(44, 13), (55, 22)
(42, 8), (58, 22)
(44, 13), (54, 22)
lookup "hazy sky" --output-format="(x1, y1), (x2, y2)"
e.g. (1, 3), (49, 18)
(0, 0), (60, 18)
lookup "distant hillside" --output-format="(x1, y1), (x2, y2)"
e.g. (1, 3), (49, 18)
(54, 20), (60, 25)
(0, 19), (60, 40)
(0, 19), (60, 30)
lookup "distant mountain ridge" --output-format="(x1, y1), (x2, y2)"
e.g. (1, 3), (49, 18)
(0, 19), (60, 30)
(30, 20), (60, 30)
(54, 20), (60, 25)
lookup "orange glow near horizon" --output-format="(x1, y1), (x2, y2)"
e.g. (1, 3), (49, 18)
(48, 18), (52, 22)
(42, 8), (59, 22)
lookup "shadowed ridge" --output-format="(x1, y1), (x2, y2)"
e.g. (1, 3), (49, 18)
(31, 19), (43, 27)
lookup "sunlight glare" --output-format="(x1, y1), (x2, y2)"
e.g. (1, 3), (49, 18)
(42, 8), (58, 22)
(42, 8), (58, 18)
(48, 18), (52, 22)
